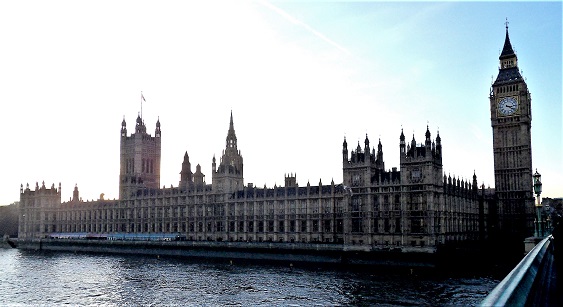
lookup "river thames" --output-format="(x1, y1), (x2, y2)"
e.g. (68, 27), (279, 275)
(0, 248), (500, 306)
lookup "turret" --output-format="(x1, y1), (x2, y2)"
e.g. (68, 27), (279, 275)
(121, 117), (127, 137)
(400, 129), (406, 155)
(193, 164), (205, 186)
(376, 138), (384, 169)
(436, 131), (442, 157)
(352, 141), (360, 162)
(342, 137), (348, 162)
(72, 184), (79, 202)
(285, 173), (297, 187)
(135, 113), (146, 134)
(180, 151), (193, 183)
(411, 135), (416, 157)
(155, 117), (161, 137)
(425, 125), (431, 152)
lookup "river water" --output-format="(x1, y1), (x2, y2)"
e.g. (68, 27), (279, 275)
(0, 248), (499, 306)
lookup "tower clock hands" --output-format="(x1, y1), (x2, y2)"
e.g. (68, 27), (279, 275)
(498, 97), (518, 116)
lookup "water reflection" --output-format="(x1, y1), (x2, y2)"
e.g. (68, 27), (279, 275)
(0, 249), (498, 306)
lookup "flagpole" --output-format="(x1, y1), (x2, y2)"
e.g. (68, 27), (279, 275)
(141, 91), (143, 120)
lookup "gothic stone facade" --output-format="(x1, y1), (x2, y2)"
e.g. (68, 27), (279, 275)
(19, 112), (487, 253)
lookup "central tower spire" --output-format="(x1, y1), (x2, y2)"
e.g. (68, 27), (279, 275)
(226, 110), (237, 150)
(212, 111), (244, 193)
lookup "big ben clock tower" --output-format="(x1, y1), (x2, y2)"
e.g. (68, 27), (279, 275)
(490, 22), (534, 243)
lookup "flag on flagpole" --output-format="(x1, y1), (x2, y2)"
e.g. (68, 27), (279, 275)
(141, 92), (146, 102)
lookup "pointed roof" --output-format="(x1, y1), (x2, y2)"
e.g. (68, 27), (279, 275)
(229, 110), (234, 132)
(225, 111), (239, 152)
(493, 23), (523, 86)
(227, 111), (236, 140)
(499, 26), (516, 60)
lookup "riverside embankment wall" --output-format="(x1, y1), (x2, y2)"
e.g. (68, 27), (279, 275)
(14, 239), (437, 268)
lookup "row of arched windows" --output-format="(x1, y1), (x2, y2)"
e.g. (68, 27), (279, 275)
(496, 84), (519, 94)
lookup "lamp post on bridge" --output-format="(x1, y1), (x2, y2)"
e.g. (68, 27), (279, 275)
(533, 169), (543, 237)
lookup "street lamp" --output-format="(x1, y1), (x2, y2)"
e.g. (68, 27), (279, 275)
(533, 169), (543, 237)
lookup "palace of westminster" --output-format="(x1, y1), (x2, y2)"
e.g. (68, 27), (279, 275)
(18, 27), (535, 253)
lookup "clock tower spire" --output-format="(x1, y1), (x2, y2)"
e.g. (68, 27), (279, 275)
(489, 21), (534, 247)
(499, 19), (518, 70)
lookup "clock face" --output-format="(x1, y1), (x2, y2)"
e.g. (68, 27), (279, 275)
(498, 97), (519, 116)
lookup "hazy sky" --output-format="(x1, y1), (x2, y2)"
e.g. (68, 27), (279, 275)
(1, 1), (561, 205)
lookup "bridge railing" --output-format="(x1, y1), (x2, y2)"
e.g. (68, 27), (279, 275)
(480, 235), (553, 306)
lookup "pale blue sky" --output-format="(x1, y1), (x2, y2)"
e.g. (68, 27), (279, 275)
(0, 1), (560, 205)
